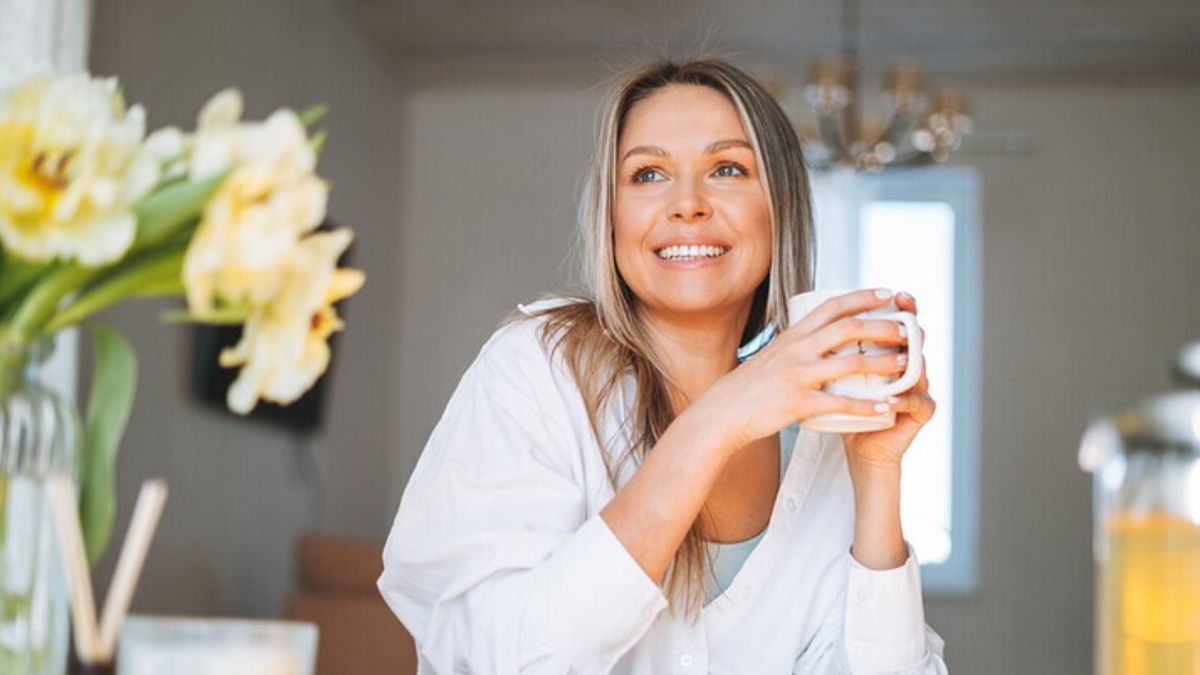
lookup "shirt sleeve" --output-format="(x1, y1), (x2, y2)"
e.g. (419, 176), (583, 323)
(794, 544), (948, 674)
(377, 351), (668, 674)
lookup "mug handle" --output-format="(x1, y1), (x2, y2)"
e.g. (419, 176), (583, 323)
(875, 311), (923, 397)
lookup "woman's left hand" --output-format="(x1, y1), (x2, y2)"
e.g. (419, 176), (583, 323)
(841, 291), (937, 475)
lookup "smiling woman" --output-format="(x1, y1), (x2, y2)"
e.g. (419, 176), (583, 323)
(379, 57), (949, 675)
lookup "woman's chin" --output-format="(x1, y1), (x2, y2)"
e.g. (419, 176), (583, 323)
(643, 290), (744, 318)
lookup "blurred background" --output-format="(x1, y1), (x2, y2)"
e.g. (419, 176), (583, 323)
(12, 0), (1200, 673)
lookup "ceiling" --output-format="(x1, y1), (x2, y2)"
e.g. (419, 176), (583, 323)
(347, 0), (1200, 84)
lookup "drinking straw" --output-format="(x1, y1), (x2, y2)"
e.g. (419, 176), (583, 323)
(46, 476), (101, 663)
(97, 479), (168, 661)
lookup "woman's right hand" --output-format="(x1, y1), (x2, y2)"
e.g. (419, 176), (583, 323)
(695, 288), (912, 453)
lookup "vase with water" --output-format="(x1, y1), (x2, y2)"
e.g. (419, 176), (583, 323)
(1079, 341), (1200, 675)
(0, 336), (80, 675)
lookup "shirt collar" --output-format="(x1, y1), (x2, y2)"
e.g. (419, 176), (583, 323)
(736, 323), (779, 363)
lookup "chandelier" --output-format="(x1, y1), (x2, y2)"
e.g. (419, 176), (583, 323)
(799, 0), (973, 172)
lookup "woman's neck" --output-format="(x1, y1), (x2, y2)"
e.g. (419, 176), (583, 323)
(637, 302), (752, 412)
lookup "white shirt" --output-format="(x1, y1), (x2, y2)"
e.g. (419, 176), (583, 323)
(379, 297), (949, 674)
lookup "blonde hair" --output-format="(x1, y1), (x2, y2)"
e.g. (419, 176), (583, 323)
(507, 57), (816, 614)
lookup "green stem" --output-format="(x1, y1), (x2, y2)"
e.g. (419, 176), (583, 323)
(0, 255), (53, 312)
(7, 264), (94, 338)
(44, 244), (186, 334)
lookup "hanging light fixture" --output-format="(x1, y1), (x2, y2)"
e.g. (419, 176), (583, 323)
(800, 0), (973, 172)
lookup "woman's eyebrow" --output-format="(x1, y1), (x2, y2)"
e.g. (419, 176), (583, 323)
(705, 138), (753, 154)
(620, 145), (668, 163)
(620, 138), (752, 163)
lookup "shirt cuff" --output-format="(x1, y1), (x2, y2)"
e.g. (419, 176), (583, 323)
(522, 514), (669, 666)
(842, 542), (930, 673)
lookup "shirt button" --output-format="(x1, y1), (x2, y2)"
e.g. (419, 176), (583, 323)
(679, 654), (693, 668)
(785, 498), (798, 511)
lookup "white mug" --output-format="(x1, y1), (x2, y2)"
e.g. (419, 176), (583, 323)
(787, 289), (924, 433)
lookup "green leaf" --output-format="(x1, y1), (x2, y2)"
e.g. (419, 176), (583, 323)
(297, 102), (328, 127)
(44, 242), (187, 334)
(80, 326), (137, 566)
(135, 276), (186, 298)
(159, 307), (249, 325)
(310, 129), (327, 159)
(132, 172), (226, 251)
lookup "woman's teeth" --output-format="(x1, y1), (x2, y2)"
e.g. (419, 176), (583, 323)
(655, 245), (729, 261)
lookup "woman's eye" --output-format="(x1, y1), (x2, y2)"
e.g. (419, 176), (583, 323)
(714, 162), (747, 178)
(632, 167), (663, 183)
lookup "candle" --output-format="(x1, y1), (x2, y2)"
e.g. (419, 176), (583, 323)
(117, 616), (317, 675)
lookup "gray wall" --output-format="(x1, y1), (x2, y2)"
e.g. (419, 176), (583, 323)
(88, 2), (1200, 673)
(389, 82), (601, 505)
(933, 84), (1200, 675)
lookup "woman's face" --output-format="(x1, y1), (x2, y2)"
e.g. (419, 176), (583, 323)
(613, 84), (773, 324)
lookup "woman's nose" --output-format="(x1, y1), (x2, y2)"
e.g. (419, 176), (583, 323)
(667, 178), (712, 223)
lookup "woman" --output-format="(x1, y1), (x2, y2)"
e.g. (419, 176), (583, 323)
(379, 58), (949, 674)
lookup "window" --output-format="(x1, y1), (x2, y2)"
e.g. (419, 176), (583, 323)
(810, 167), (981, 595)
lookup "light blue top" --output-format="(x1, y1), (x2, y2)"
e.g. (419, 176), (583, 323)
(703, 422), (799, 604)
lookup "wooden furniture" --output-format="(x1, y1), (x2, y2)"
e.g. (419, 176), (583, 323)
(285, 535), (417, 675)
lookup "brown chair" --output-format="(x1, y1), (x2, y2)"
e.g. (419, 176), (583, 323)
(285, 534), (418, 675)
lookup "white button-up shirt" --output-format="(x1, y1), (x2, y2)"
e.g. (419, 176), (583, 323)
(379, 298), (949, 674)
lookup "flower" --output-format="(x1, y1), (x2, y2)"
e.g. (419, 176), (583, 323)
(142, 126), (187, 181)
(0, 70), (362, 577)
(0, 73), (159, 265)
(182, 89), (328, 315)
(219, 228), (364, 414)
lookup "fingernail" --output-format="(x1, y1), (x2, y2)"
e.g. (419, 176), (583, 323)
(896, 353), (908, 365)
(887, 396), (902, 405)
(874, 288), (893, 299)
(897, 324), (907, 338)
(873, 402), (890, 413)
(899, 291), (914, 301)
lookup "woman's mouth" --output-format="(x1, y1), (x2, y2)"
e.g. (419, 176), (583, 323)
(654, 244), (730, 262)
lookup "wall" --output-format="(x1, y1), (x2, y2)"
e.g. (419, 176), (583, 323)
(388, 81), (603, 503)
(933, 84), (1200, 675)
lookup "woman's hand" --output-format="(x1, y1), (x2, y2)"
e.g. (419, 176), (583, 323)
(841, 291), (937, 475)
(838, 291), (936, 570)
(695, 288), (910, 456)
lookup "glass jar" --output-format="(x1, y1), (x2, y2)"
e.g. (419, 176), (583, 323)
(1079, 341), (1200, 675)
(0, 336), (81, 675)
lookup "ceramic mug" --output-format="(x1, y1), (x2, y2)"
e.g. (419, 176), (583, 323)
(787, 289), (924, 433)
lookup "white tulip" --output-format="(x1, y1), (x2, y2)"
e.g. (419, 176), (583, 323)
(0, 73), (159, 265)
(182, 89), (328, 314)
(220, 229), (364, 414)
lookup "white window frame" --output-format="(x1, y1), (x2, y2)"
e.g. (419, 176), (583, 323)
(810, 166), (982, 596)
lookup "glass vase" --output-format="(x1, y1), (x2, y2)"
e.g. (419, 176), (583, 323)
(0, 337), (81, 675)
(1079, 343), (1200, 675)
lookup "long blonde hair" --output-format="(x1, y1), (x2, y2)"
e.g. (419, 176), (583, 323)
(508, 57), (816, 614)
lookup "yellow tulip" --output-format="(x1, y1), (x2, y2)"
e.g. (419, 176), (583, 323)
(183, 88), (328, 315)
(219, 228), (364, 414)
(0, 73), (158, 265)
